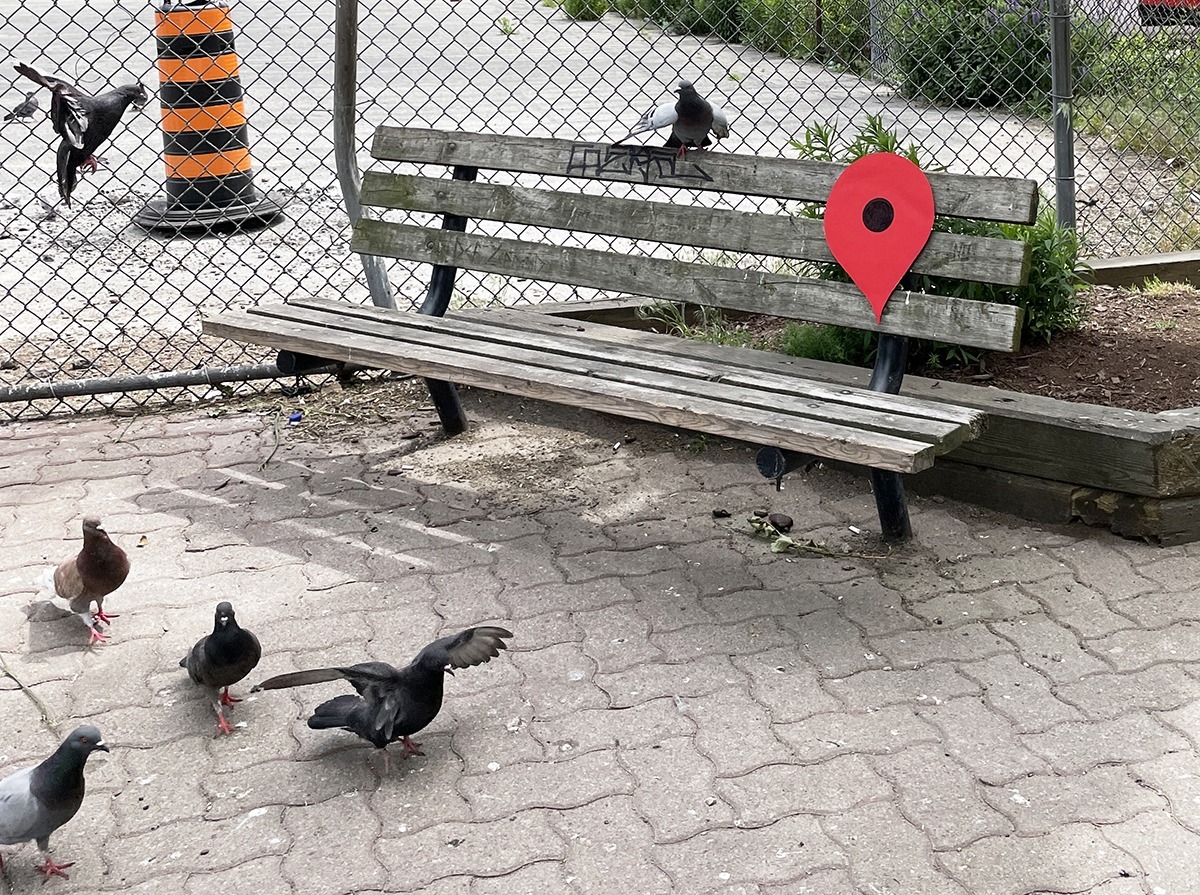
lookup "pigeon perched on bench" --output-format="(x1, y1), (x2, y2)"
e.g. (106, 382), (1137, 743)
(14, 63), (147, 206)
(43, 516), (129, 645)
(617, 80), (730, 155)
(0, 725), (109, 881)
(251, 625), (513, 767)
(4, 91), (39, 123)
(180, 602), (262, 736)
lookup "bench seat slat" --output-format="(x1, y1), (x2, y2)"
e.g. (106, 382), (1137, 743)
(351, 221), (1024, 352)
(286, 296), (984, 432)
(370, 128), (1040, 225)
(360, 173), (1031, 287)
(264, 299), (981, 450)
(202, 306), (970, 473)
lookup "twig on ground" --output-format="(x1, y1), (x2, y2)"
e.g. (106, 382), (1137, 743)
(0, 654), (59, 733)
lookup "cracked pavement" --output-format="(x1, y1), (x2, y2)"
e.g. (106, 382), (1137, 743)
(1, 385), (1199, 894)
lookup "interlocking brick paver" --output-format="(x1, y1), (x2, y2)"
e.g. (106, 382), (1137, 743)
(871, 623), (1011, 669)
(981, 765), (1164, 834)
(656, 814), (845, 888)
(530, 698), (693, 757)
(550, 796), (673, 893)
(774, 705), (941, 762)
(622, 736), (733, 844)
(716, 754), (891, 825)
(282, 793), (386, 895)
(960, 653), (1084, 733)
(917, 697), (1051, 785)
(6, 393), (1200, 893)
(943, 823), (1133, 895)
(1023, 714), (1189, 774)
(375, 810), (566, 891)
(730, 651), (840, 722)
(459, 750), (634, 821)
(823, 801), (967, 895)
(873, 744), (1012, 849)
(822, 664), (981, 711)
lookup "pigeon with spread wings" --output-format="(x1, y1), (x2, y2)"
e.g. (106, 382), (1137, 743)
(252, 626), (512, 765)
(618, 80), (730, 155)
(14, 62), (147, 206)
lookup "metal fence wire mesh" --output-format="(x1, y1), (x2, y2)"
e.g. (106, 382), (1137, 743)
(1, 0), (1197, 419)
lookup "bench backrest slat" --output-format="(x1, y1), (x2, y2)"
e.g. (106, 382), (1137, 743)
(351, 219), (1024, 351)
(371, 127), (1039, 225)
(360, 172), (1031, 287)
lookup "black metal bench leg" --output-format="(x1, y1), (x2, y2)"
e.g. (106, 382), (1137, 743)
(419, 164), (478, 437)
(871, 467), (911, 542)
(868, 332), (913, 543)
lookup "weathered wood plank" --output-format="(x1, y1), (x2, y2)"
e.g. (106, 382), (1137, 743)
(287, 296), (984, 431)
(370, 128), (1040, 225)
(255, 300), (981, 451)
(350, 221), (1024, 352)
(202, 308), (940, 473)
(529, 311), (1191, 498)
(360, 173), (1032, 287)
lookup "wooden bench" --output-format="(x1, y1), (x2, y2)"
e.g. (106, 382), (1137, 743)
(202, 127), (1038, 542)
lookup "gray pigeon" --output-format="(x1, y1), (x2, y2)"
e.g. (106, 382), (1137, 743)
(14, 63), (147, 206)
(4, 91), (39, 123)
(43, 516), (129, 645)
(180, 602), (262, 736)
(251, 626), (513, 766)
(618, 80), (731, 155)
(0, 725), (109, 881)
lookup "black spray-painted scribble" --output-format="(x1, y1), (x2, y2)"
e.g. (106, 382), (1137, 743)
(565, 144), (714, 184)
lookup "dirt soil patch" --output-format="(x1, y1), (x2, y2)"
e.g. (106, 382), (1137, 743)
(931, 283), (1200, 414)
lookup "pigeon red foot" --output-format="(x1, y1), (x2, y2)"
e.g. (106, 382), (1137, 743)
(35, 857), (74, 881)
(92, 608), (119, 625)
(85, 624), (108, 646)
(218, 687), (241, 707)
(399, 736), (424, 759)
(214, 709), (234, 737)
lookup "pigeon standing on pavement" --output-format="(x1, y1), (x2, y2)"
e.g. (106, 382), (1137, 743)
(4, 91), (39, 123)
(251, 626), (513, 766)
(13, 63), (148, 206)
(180, 602), (262, 736)
(617, 80), (731, 155)
(44, 516), (129, 645)
(0, 725), (109, 881)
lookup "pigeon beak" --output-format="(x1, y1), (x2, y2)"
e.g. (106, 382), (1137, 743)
(95, 739), (110, 753)
(445, 666), (456, 676)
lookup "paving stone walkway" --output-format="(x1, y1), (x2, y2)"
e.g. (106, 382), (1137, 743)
(1, 387), (1198, 894)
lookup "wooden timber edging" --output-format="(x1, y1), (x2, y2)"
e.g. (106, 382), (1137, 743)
(521, 299), (1200, 545)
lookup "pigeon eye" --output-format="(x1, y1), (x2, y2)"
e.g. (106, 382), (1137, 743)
(80, 736), (90, 744)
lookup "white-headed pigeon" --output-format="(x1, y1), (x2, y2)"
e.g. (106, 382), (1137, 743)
(618, 80), (731, 155)
(14, 63), (147, 206)
(252, 626), (513, 767)
(4, 91), (39, 123)
(180, 602), (262, 737)
(0, 725), (109, 881)
(43, 516), (129, 645)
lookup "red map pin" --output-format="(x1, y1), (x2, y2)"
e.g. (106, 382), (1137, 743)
(823, 153), (935, 322)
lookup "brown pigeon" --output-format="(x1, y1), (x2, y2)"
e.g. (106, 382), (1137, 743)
(252, 626), (513, 767)
(180, 602), (262, 736)
(618, 80), (731, 156)
(46, 517), (129, 644)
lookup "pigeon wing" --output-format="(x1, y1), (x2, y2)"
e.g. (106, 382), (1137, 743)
(56, 90), (88, 149)
(0, 768), (39, 844)
(251, 661), (400, 694)
(618, 101), (677, 141)
(414, 625), (514, 670)
(710, 104), (730, 140)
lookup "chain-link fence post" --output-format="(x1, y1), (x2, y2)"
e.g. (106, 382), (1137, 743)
(1049, 0), (1076, 230)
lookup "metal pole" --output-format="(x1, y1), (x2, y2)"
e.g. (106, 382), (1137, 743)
(1049, 0), (1076, 229)
(0, 363), (344, 403)
(333, 0), (396, 309)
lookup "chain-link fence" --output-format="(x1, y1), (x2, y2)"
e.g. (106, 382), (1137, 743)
(1, 0), (1196, 420)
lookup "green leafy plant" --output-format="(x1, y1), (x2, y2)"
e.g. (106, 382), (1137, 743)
(784, 116), (1084, 370)
(562, 0), (608, 18)
(497, 15), (519, 33)
(635, 301), (760, 348)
